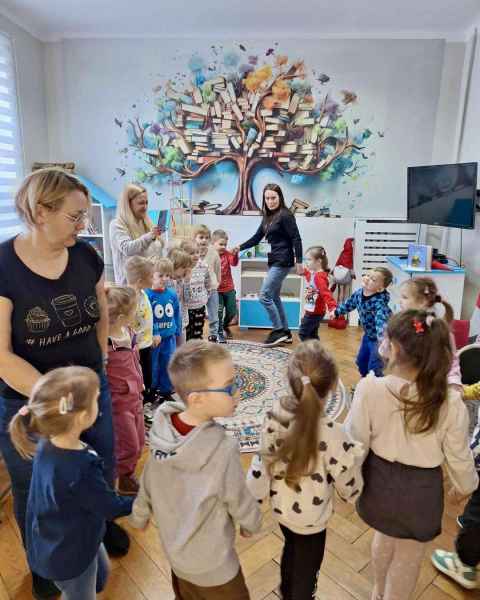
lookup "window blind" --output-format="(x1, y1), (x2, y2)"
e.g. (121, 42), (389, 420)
(0, 33), (23, 241)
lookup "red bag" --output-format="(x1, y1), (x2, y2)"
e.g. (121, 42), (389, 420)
(328, 315), (348, 330)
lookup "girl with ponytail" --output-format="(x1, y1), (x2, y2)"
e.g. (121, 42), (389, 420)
(247, 340), (364, 599)
(346, 310), (478, 600)
(9, 366), (133, 600)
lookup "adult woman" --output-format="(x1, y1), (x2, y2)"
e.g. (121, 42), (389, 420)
(109, 183), (163, 284)
(235, 183), (303, 347)
(0, 169), (128, 599)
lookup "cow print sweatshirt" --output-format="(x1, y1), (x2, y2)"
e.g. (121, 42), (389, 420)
(246, 398), (364, 535)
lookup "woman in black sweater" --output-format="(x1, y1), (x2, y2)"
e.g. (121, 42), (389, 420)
(235, 184), (303, 346)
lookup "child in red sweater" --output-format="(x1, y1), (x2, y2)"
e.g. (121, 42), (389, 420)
(212, 229), (239, 343)
(299, 246), (337, 341)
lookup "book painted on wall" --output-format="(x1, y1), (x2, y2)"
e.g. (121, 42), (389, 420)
(407, 243), (432, 270)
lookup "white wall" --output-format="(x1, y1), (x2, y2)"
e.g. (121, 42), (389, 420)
(0, 13), (49, 171)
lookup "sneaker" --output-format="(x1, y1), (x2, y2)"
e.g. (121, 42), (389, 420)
(118, 475), (139, 496)
(217, 332), (227, 344)
(32, 573), (60, 599)
(143, 401), (155, 426)
(223, 326), (233, 339)
(263, 329), (288, 347)
(104, 521), (130, 557)
(208, 335), (218, 343)
(431, 549), (478, 589)
(283, 329), (293, 344)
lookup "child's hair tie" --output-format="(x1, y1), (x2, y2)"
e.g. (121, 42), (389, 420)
(18, 405), (30, 417)
(301, 375), (311, 386)
(425, 314), (435, 327)
(412, 318), (424, 334)
(59, 392), (74, 415)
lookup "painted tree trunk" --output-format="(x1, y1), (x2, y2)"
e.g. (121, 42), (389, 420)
(222, 157), (270, 215)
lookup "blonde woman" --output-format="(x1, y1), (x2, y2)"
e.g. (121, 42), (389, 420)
(0, 168), (129, 599)
(109, 183), (163, 284)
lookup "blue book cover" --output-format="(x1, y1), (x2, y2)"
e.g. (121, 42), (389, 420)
(407, 243), (432, 270)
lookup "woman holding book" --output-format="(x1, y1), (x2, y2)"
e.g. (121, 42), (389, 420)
(234, 183), (303, 347)
(110, 183), (164, 284)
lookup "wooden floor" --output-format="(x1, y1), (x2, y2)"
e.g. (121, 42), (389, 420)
(0, 325), (478, 599)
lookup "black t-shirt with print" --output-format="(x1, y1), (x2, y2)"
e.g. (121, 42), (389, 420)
(0, 237), (104, 399)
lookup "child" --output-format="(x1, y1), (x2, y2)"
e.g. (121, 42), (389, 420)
(345, 310), (478, 600)
(129, 340), (262, 598)
(396, 277), (462, 388)
(431, 381), (480, 590)
(183, 240), (212, 341)
(299, 246), (337, 341)
(125, 256), (154, 403)
(167, 247), (194, 346)
(193, 224), (221, 343)
(246, 340), (363, 599)
(146, 258), (181, 402)
(334, 267), (393, 377)
(105, 286), (145, 495)
(9, 366), (133, 599)
(212, 229), (239, 343)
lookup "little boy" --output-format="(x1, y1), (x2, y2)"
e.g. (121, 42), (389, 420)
(334, 267), (392, 377)
(167, 247), (194, 346)
(193, 224), (221, 343)
(184, 239), (212, 340)
(212, 229), (239, 343)
(130, 340), (262, 598)
(146, 258), (181, 402)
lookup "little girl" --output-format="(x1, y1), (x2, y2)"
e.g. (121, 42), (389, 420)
(299, 246), (337, 341)
(167, 247), (194, 346)
(9, 366), (132, 600)
(346, 310), (478, 600)
(183, 241), (212, 340)
(125, 256), (154, 403)
(105, 286), (145, 495)
(247, 340), (364, 599)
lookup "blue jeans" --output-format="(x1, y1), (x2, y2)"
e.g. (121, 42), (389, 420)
(55, 544), (110, 600)
(207, 291), (219, 337)
(356, 334), (384, 377)
(259, 266), (290, 331)
(151, 335), (176, 394)
(0, 371), (115, 546)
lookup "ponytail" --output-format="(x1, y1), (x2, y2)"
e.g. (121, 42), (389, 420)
(268, 340), (338, 488)
(9, 409), (38, 459)
(403, 277), (454, 324)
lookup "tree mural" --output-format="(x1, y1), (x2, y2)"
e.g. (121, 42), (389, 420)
(125, 48), (371, 215)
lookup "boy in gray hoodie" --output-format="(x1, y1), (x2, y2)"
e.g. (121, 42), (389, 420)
(129, 340), (262, 599)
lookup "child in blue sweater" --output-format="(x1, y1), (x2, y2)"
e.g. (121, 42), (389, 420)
(335, 267), (393, 377)
(146, 258), (182, 402)
(9, 366), (133, 600)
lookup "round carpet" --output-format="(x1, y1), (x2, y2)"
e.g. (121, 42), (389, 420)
(216, 340), (347, 452)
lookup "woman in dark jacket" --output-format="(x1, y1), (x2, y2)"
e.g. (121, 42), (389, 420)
(235, 184), (303, 346)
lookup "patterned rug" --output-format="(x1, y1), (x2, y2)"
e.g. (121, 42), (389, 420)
(216, 340), (347, 452)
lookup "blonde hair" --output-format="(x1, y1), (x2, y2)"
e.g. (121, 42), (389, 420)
(401, 277), (454, 324)
(125, 256), (154, 285)
(268, 341), (338, 488)
(116, 183), (154, 239)
(212, 229), (228, 242)
(167, 248), (194, 271)
(105, 285), (137, 324)
(306, 246), (329, 271)
(9, 367), (99, 459)
(153, 257), (174, 277)
(15, 168), (91, 228)
(178, 239), (198, 255)
(192, 224), (211, 239)
(168, 340), (231, 401)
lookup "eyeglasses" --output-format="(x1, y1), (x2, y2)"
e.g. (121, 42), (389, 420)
(62, 211), (89, 224)
(188, 378), (240, 398)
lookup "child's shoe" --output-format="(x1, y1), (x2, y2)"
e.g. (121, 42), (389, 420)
(103, 521), (130, 557)
(208, 335), (218, 343)
(217, 332), (227, 344)
(283, 329), (293, 344)
(431, 549), (478, 589)
(223, 326), (233, 339)
(118, 475), (140, 496)
(32, 573), (60, 599)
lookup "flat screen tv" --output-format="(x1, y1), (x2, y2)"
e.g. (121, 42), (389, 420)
(407, 162), (477, 229)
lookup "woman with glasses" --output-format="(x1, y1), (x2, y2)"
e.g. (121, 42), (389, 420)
(109, 183), (164, 284)
(0, 169), (129, 600)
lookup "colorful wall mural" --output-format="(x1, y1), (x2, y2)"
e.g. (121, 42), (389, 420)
(116, 44), (382, 216)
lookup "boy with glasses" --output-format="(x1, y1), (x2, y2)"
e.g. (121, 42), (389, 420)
(130, 340), (261, 599)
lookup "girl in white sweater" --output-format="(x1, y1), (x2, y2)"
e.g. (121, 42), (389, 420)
(247, 340), (363, 599)
(346, 310), (478, 600)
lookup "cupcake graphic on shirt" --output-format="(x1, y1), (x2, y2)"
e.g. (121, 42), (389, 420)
(25, 307), (51, 333)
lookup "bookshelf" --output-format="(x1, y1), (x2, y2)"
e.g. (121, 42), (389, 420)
(239, 258), (303, 330)
(79, 202), (106, 261)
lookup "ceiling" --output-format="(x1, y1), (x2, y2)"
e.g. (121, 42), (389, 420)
(1, 0), (479, 41)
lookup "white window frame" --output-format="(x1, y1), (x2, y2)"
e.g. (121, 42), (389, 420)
(0, 31), (24, 241)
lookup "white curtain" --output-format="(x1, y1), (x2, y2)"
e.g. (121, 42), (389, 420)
(0, 32), (23, 241)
